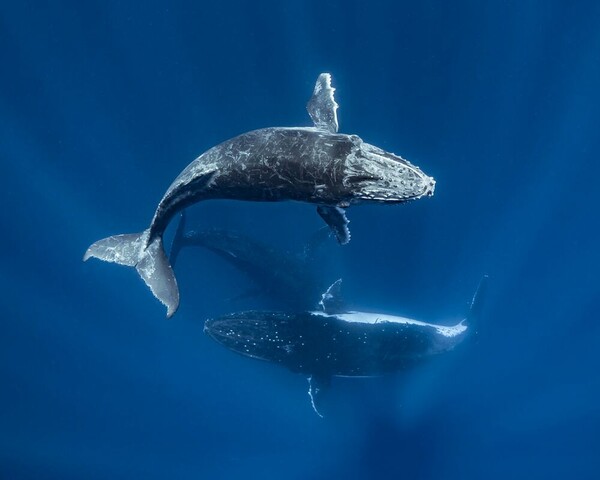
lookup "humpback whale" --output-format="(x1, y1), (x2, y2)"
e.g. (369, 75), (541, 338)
(204, 277), (487, 416)
(169, 213), (331, 310)
(84, 73), (435, 317)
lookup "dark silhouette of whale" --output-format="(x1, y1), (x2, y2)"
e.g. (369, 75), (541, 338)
(205, 277), (487, 416)
(84, 73), (435, 317)
(169, 212), (331, 310)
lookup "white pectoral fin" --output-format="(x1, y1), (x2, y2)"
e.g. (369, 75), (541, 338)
(319, 278), (344, 314)
(307, 73), (339, 133)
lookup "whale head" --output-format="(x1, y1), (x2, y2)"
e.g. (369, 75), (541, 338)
(204, 311), (306, 363)
(343, 139), (435, 204)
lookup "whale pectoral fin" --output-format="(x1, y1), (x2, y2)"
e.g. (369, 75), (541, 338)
(307, 73), (339, 133)
(307, 374), (331, 418)
(318, 278), (344, 314)
(317, 206), (350, 245)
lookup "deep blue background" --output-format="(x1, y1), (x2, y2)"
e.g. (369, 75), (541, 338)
(1, 1), (599, 478)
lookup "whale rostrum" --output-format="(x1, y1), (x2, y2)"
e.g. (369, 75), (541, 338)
(84, 73), (435, 317)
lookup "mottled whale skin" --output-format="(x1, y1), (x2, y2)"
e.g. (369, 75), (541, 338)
(84, 73), (435, 317)
(205, 277), (487, 416)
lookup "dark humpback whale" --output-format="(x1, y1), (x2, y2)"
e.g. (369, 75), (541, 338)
(169, 212), (331, 310)
(84, 73), (435, 317)
(204, 277), (487, 416)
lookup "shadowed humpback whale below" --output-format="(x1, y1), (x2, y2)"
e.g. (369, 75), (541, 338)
(169, 212), (332, 310)
(84, 73), (436, 317)
(205, 277), (488, 416)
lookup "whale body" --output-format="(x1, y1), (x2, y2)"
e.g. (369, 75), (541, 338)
(205, 277), (487, 415)
(84, 73), (435, 317)
(169, 213), (331, 310)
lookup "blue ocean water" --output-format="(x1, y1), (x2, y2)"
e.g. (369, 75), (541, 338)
(1, 1), (599, 478)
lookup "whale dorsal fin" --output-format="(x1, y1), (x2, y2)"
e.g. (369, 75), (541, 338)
(319, 278), (344, 314)
(307, 73), (339, 133)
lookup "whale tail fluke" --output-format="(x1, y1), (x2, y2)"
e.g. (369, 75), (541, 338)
(83, 229), (179, 317)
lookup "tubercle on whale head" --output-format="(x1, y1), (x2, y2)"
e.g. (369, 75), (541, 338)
(343, 140), (435, 204)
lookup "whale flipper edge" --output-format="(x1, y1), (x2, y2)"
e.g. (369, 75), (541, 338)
(307, 73), (339, 133)
(319, 278), (344, 314)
